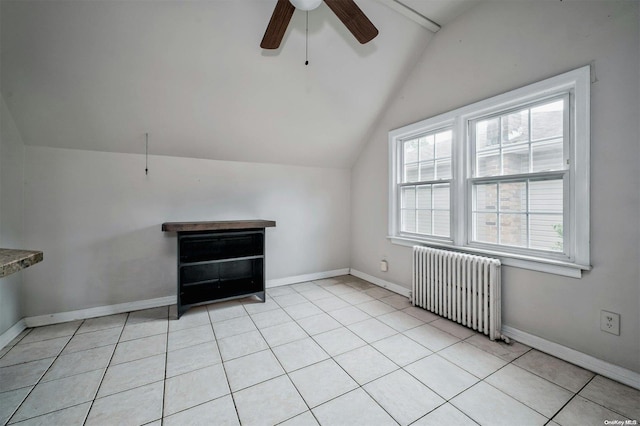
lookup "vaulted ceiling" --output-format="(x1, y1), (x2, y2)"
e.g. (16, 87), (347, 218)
(1, 0), (479, 168)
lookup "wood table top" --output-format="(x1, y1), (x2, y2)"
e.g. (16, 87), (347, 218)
(162, 220), (276, 232)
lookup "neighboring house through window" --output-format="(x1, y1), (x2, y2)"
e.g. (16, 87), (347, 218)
(388, 66), (591, 277)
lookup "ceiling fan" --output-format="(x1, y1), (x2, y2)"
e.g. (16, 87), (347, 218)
(261, 0), (379, 49)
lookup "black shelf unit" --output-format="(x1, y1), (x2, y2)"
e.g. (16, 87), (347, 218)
(176, 229), (266, 318)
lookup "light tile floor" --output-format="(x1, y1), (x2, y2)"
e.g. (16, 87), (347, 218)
(1, 275), (638, 426)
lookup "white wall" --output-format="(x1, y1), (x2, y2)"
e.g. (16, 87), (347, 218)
(0, 95), (25, 334)
(22, 146), (350, 317)
(351, 1), (640, 372)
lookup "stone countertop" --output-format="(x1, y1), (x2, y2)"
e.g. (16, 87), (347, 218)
(0, 248), (44, 278)
(162, 220), (276, 233)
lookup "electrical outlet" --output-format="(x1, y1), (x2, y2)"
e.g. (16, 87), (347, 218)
(380, 260), (388, 272)
(600, 310), (620, 336)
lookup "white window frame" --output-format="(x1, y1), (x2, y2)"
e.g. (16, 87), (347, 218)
(388, 66), (591, 278)
(396, 126), (454, 241)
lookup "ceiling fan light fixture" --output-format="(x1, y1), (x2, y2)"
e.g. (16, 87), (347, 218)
(289, 0), (322, 11)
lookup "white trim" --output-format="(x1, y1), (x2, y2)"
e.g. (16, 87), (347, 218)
(388, 236), (586, 278)
(25, 296), (177, 328)
(502, 325), (640, 391)
(0, 319), (27, 350)
(388, 66), (591, 277)
(349, 268), (411, 298)
(266, 268), (350, 288)
(22, 269), (350, 328)
(375, 0), (441, 33)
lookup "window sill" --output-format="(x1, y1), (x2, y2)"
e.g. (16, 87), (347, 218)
(388, 236), (591, 278)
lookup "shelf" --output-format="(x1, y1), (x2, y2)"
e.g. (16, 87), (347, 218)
(179, 232), (264, 263)
(180, 255), (264, 267)
(180, 257), (263, 287)
(180, 277), (264, 306)
(166, 221), (275, 318)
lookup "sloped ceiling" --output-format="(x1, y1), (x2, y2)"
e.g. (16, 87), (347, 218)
(0, 0), (473, 168)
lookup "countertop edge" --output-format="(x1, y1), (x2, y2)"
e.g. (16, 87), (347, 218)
(0, 249), (44, 278)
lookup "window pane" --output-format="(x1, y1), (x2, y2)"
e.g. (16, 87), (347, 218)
(502, 109), (529, 144)
(499, 213), (527, 247)
(436, 159), (451, 180)
(502, 144), (530, 175)
(435, 130), (452, 158)
(474, 213), (498, 243)
(416, 185), (431, 209)
(404, 163), (419, 183)
(417, 210), (432, 234)
(476, 149), (500, 177)
(499, 181), (526, 212)
(401, 209), (416, 233)
(433, 184), (450, 210)
(433, 211), (450, 237)
(401, 187), (416, 209)
(532, 139), (563, 172)
(475, 183), (497, 211)
(419, 135), (434, 161)
(404, 140), (418, 163)
(419, 161), (435, 181)
(530, 214), (563, 251)
(530, 179), (563, 213)
(531, 99), (564, 140)
(476, 118), (500, 150)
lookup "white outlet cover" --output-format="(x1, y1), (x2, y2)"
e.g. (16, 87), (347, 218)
(600, 310), (620, 336)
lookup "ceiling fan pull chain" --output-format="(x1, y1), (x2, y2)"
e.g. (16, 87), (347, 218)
(305, 11), (309, 66)
(145, 132), (149, 176)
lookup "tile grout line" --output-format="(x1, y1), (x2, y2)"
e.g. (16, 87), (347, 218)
(509, 351), (594, 394)
(82, 314), (129, 426)
(5, 319), (87, 425)
(273, 285), (360, 425)
(3, 321), (144, 424)
(302, 281), (498, 425)
(300, 280), (434, 425)
(160, 305), (170, 426)
(548, 375), (634, 423)
(546, 375), (596, 424)
(242, 295), (316, 423)
(10, 277), (636, 426)
(210, 301), (246, 425)
(289, 286), (408, 425)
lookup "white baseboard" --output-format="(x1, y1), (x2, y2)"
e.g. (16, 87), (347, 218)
(25, 296), (177, 328)
(349, 269), (411, 298)
(267, 268), (350, 288)
(502, 325), (640, 390)
(0, 319), (28, 351)
(22, 269), (350, 328)
(347, 270), (640, 390)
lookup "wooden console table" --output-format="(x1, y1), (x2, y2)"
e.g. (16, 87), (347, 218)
(162, 220), (276, 318)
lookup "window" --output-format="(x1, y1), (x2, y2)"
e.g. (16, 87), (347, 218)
(399, 129), (452, 238)
(389, 66), (590, 277)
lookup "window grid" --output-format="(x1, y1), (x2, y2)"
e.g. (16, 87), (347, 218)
(470, 96), (568, 254)
(398, 129), (452, 239)
(388, 66), (590, 275)
(473, 96), (567, 179)
(472, 178), (564, 252)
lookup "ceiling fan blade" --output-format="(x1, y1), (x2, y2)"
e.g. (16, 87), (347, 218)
(324, 0), (378, 44)
(261, 0), (296, 49)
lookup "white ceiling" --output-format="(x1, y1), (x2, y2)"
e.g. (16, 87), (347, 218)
(1, 0), (476, 168)
(399, 0), (481, 26)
